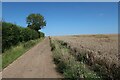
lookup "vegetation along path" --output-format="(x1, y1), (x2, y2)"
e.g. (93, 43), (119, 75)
(2, 38), (61, 78)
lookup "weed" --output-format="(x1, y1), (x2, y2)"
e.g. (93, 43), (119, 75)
(2, 38), (43, 69)
(50, 39), (100, 79)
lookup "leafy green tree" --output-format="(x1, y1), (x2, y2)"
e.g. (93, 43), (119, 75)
(26, 13), (46, 32)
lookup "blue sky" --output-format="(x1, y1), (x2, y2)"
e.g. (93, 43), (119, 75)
(2, 2), (118, 36)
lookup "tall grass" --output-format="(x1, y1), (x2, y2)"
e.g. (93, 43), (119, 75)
(54, 39), (120, 80)
(50, 39), (100, 79)
(2, 38), (43, 69)
(0, 55), (2, 71)
(66, 42), (120, 80)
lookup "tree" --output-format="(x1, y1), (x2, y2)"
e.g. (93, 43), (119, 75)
(26, 13), (46, 32)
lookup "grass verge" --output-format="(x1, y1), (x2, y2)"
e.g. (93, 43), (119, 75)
(2, 38), (44, 69)
(52, 40), (120, 80)
(67, 42), (120, 80)
(50, 39), (101, 79)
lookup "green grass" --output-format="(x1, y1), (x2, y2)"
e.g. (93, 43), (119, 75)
(0, 36), (1, 71)
(50, 39), (101, 79)
(0, 55), (2, 71)
(2, 38), (44, 69)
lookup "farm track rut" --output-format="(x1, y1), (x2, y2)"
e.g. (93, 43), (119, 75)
(2, 38), (61, 78)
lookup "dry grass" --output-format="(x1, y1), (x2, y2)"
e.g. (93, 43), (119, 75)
(50, 39), (100, 79)
(52, 34), (119, 79)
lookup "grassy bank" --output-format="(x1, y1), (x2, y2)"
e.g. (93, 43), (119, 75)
(50, 39), (100, 79)
(2, 38), (44, 69)
(0, 55), (1, 71)
(52, 35), (119, 80)
(63, 41), (119, 80)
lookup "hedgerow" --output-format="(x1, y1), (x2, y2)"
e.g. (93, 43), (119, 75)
(2, 22), (44, 52)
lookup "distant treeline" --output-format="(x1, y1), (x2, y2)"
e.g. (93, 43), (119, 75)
(2, 22), (45, 52)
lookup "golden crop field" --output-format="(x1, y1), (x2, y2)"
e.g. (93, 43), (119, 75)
(52, 34), (119, 79)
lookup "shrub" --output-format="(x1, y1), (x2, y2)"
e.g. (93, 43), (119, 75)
(20, 28), (39, 42)
(38, 31), (45, 38)
(23, 40), (36, 48)
(2, 22), (21, 52)
(2, 22), (44, 52)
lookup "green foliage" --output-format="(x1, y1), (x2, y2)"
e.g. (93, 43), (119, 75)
(23, 40), (38, 48)
(2, 38), (42, 68)
(50, 40), (100, 79)
(20, 28), (39, 42)
(38, 31), (45, 38)
(40, 31), (45, 37)
(26, 13), (46, 31)
(2, 22), (44, 52)
(2, 22), (21, 52)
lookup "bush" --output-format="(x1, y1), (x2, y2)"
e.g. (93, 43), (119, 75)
(23, 40), (37, 48)
(38, 31), (45, 38)
(20, 28), (39, 42)
(2, 22), (21, 52)
(2, 22), (44, 52)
